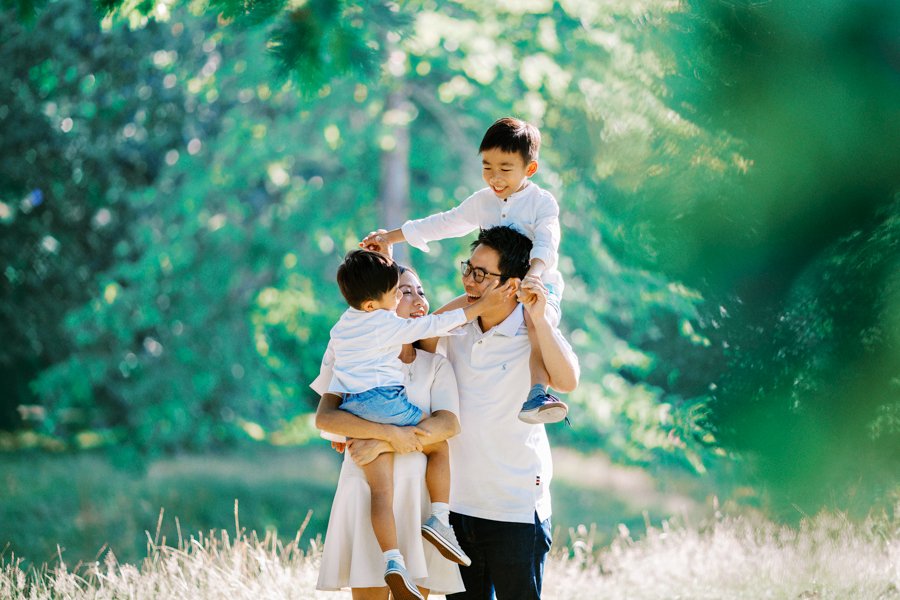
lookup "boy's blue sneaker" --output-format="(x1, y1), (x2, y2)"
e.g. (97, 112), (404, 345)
(384, 559), (424, 600)
(518, 392), (568, 424)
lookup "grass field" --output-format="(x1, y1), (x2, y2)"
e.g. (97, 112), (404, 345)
(2, 445), (897, 598)
(2, 510), (897, 599)
(0, 444), (713, 567)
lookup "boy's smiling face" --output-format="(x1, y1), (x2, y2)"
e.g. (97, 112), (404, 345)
(481, 147), (538, 200)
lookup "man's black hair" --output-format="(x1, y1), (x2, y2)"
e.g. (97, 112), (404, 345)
(470, 226), (532, 281)
(478, 117), (541, 164)
(336, 249), (401, 309)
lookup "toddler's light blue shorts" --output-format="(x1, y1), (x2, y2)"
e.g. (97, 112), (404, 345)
(339, 385), (422, 426)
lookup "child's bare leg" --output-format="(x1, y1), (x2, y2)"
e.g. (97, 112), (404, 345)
(421, 440), (470, 566)
(422, 440), (450, 504)
(361, 452), (398, 552)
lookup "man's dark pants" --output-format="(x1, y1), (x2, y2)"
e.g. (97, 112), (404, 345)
(446, 511), (552, 600)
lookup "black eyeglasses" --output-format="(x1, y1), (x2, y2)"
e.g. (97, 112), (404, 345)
(460, 260), (503, 283)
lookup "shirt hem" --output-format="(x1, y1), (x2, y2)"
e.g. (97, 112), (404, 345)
(449, 503), (548, 524)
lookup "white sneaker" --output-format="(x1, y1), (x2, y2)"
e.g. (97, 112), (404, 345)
(421, 515), (471, 566)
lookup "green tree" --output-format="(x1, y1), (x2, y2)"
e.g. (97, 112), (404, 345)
(661, 0), (900, 514)
(0, 0), (199, 430)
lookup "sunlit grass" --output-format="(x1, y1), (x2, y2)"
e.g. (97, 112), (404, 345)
(550, 511), (900, 599)
(2, 510), (897, 599)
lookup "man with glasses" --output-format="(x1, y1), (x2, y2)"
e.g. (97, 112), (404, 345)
(364, 225), (580, 599)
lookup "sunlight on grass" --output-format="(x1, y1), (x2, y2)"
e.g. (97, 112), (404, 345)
(2, 510), (897, 599)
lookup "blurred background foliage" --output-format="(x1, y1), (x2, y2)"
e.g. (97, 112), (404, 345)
(1, 0), (898, 550)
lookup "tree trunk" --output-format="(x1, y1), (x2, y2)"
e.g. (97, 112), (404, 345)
(379, 87), (411, 266)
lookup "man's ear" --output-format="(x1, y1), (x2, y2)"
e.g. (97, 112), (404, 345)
(505, 277), (522, 294)
(526, 161), (538, 177)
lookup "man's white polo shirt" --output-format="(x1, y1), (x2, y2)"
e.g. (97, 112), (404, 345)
(438, 304), (569, 524)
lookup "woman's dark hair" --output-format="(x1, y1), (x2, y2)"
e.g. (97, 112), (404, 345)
(336, 249), (401, 309)
(470, 226), (532, 281)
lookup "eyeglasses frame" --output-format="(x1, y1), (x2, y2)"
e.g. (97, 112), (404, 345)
(460, 260), (504, 283)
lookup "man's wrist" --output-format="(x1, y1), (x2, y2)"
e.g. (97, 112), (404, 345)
(529, 309), (551, 330)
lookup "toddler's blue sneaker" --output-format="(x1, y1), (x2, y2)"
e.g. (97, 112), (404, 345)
(518, 392), (568, 424)
(384, 559), (424, 600)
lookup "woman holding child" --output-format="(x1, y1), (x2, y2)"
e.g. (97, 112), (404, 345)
(312, 265), (466, 599)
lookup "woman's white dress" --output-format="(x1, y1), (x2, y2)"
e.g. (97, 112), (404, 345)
(310, 348), (465, 595)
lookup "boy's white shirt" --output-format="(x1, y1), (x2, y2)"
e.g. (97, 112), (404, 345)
(327, 307), (467, 394)
(400, 183), (565, 295)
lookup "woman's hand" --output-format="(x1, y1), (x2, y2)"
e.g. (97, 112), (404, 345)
(347, 438), (390, 466)
(331, 441), (346, 453)
(385, 424), (426, 453)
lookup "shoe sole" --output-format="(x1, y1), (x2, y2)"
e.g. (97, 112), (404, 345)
(421, 524), (472, 566)
(518, 403), (568, 424)
(384, 570), (424, 600)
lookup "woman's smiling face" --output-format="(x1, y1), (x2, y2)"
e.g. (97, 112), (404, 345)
(395, 269), (429, 319)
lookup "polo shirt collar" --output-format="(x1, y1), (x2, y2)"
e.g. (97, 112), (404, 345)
(479, 303), (524, 337)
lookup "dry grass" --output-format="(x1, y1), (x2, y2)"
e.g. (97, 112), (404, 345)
(545, 511), (900, 599)
(2, 509), (898, 599)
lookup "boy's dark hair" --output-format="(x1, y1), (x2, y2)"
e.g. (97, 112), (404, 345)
(478, 117), (541, 164)
(470, 226), (532, 281)
(337, 250), (401, 309)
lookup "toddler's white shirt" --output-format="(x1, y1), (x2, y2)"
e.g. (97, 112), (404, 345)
(328, 307), (467, 394)
(400, 183), (564, 295)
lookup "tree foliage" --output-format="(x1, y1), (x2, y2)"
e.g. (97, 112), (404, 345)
(2, 0), (898, 513)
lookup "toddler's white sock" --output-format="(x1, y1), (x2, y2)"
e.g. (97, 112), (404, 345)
(431, 502), (451, 527)
(384, 549), (404, 568)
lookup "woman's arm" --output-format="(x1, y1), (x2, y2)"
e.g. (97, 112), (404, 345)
(347, 409), (459, 466)
(346, 354), (463, 464)
(315, 393), (424, 453)
(414, 409), (460, 446)
(415, 352), (462, 444)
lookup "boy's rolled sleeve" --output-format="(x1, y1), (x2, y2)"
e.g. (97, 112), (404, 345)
(401, 220), (433, 253)
(530, 195), (561, 267)
(400, 195), (482, 254)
